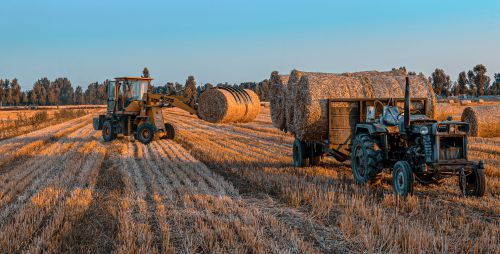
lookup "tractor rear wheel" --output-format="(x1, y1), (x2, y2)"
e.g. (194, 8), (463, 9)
(136, 123), (156, 145)
(293, 139), (310, 167)
(459, 167), (486, 197)
(102, 120), (116, 142)
(164, 123), (175, 140)
(351, 134), (383, 184)
(392, 161), (414, 197)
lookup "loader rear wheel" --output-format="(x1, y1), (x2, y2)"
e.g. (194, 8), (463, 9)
(164, 123), (175, 140)
(137, 123), (156, 145)
(392, 161), (414, 197)
(351, 134), (383, 184)
(311, 145), (323, 166)
(459, 167), (486, 197)
(293, 139), (310, 167)
(102, 120), (115, 142)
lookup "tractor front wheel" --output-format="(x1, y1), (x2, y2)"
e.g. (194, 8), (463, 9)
(392, 161), (414, 197)
(137, 123), (156, 145)
(102, 120), (116, 142)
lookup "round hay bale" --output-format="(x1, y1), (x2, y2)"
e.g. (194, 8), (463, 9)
(240, 89), (261, 122)
(461, 105), (500, 137)
(198, 88), (246, 123)
(449, 99), (455, 104)
(268, 71), (289, 130)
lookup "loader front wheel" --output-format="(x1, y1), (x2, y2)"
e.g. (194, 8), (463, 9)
(102, 120), (115, 142)
(137, 123), (156, 145)
(164, 123), (175, 140)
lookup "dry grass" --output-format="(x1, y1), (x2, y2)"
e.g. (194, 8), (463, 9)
(0, 105), (497, 253)
(164, 107), (500, 253)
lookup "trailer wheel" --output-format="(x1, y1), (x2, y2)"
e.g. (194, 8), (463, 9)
(102, 120), (116, 142)
(459, 167), (486, 197)
(392, 161), (414, 197)
(351, 134), (383, 184)
(164, 123), (175, 140)
(293, 139), (310, 167)
(137, 123), (156, 145)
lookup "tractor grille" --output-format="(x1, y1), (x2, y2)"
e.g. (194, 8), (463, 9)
(423, 135), (433, 163)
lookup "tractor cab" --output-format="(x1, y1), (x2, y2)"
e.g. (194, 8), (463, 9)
(107, 77), (152, 114)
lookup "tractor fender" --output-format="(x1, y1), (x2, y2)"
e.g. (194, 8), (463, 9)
(355, 123), (387, 135)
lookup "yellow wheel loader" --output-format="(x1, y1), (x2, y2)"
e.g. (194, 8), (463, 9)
(93, 77), (198, 145)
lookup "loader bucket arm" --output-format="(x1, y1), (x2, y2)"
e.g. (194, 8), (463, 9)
(147, 93), (198, 116)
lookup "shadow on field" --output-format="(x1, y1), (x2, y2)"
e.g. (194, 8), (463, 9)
(56, 152), (124, 254)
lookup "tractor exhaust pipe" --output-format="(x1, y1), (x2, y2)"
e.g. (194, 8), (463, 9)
(404, 77), (411, 131)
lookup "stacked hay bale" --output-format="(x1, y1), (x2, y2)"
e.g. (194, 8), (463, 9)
(268, 71), (289, 131)
(269, 69), (436, 141)
(461, 105), (500, 137)
(198, 88), (260, 123)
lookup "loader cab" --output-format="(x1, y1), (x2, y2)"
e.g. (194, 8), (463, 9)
(107, 77), (153, 114)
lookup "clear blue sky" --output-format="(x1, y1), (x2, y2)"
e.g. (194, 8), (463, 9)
(1, 0), (499, 90)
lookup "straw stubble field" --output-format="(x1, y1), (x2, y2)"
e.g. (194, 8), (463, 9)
(0, 106), (498, 253)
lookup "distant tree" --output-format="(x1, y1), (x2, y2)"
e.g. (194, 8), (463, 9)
(472, 64), (490, 96)
(451, 81), (459, 96)
(165, 82), (175, 94)
(74, 86), (85, 104)
(53, 77), (74, 104)
(259, 79), (269, 101)
(2, 80), (12, 105)
(184, 76), (197, 105)
(31, 80), (47, 105)
(493, 73), (500, 96)
(0, 80), (3, 106)
(21, 91), (29, 105)
(457, 71), (468, 95)
(467, 70), (475, 96)
(142, 67), (150, 78)
(175, 82), (183, 92)
(430, 68), (451, 96)
(97, 83), (107, 104)
(10, 78), (21, 105)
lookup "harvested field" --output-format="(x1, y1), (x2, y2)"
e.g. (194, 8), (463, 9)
(0, 106), (498, 253)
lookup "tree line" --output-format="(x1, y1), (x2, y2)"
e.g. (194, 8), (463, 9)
(429, 64), (500, 97)
(0, 77), (108, 106)
(1, 65), (498, 106)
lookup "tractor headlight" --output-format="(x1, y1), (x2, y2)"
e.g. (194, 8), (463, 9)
(420, 126), (429, 135)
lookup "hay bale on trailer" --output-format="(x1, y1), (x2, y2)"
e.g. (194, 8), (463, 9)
(285, 70), (308, 134)
(198, 87), (260, 123)
(461, 105), (500, 137)
(268, 71), (289, 130)
(291, 72), (435, 141)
